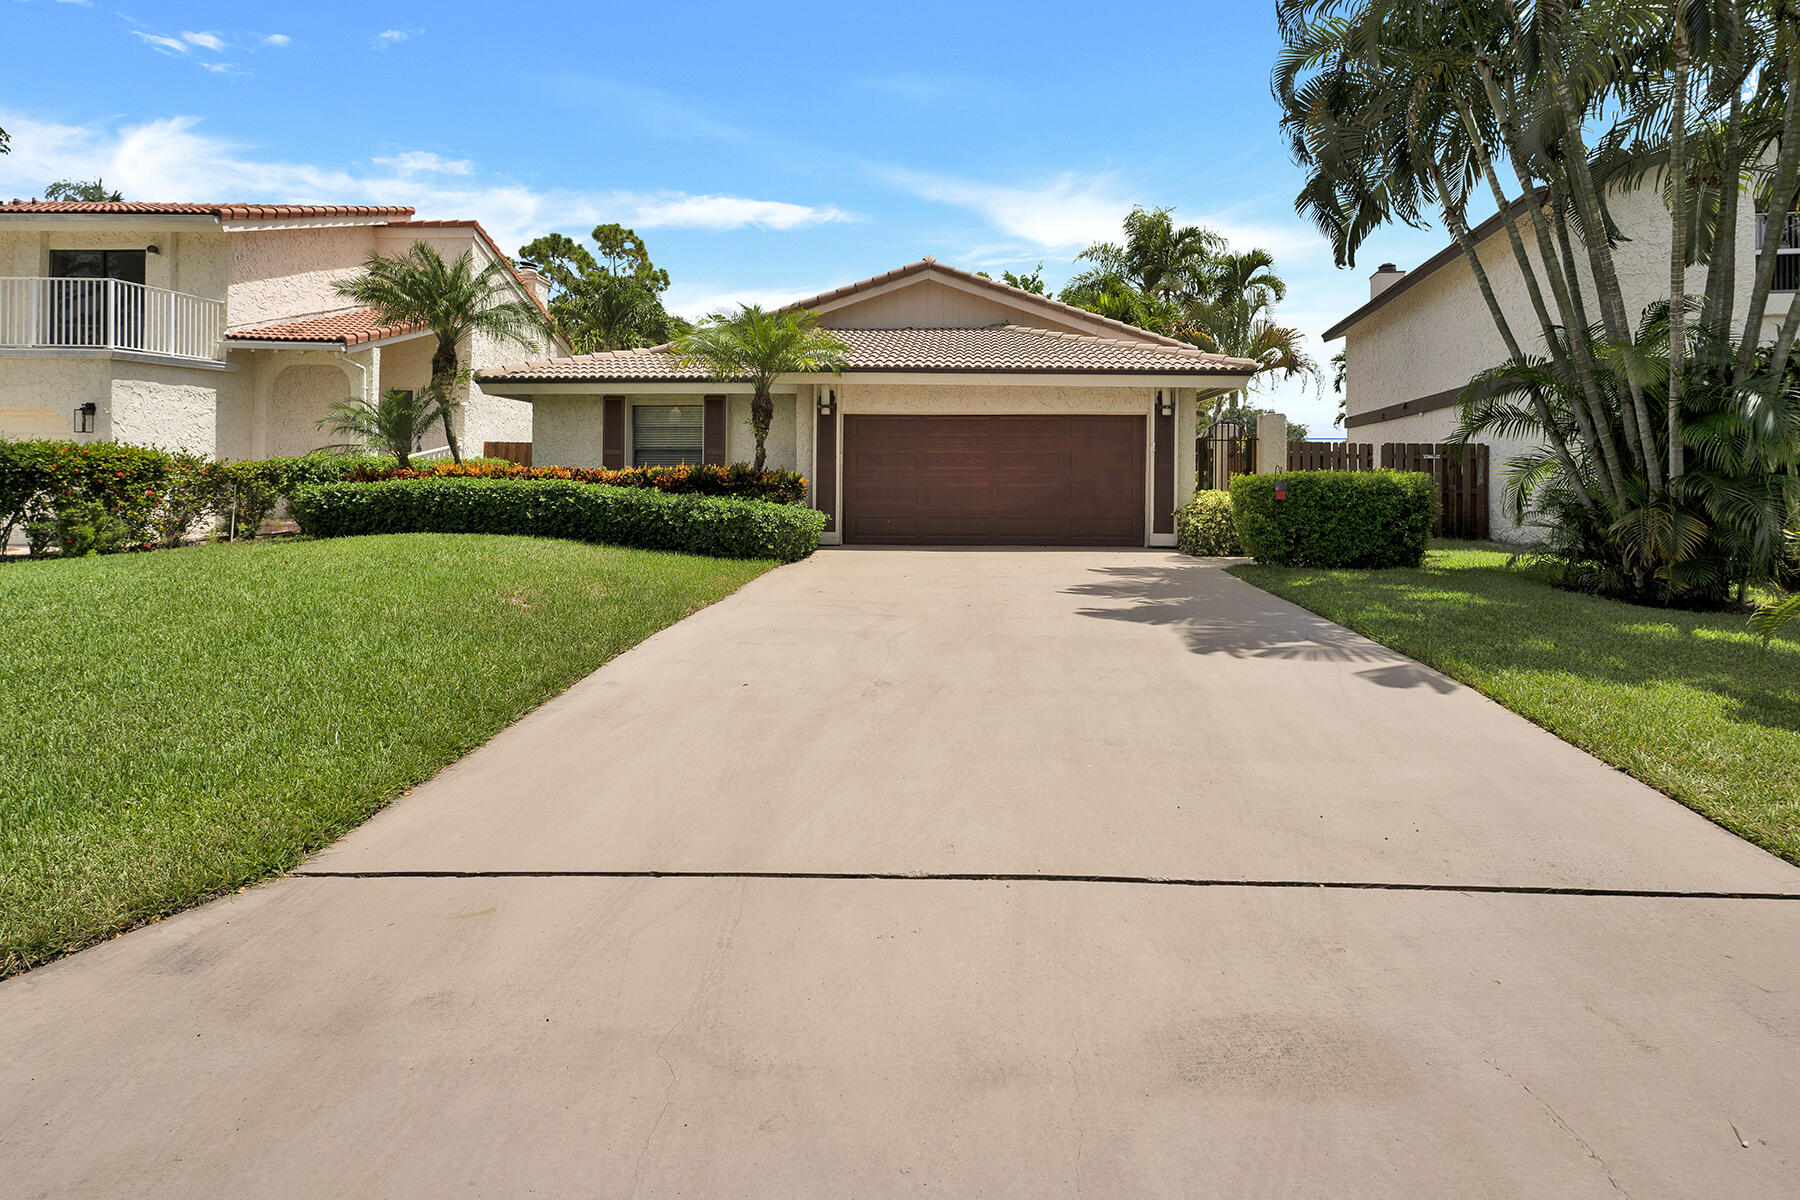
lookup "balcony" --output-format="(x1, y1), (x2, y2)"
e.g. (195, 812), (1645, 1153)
(0, 277), (225, 363)
(1757, 213), (1800, 293)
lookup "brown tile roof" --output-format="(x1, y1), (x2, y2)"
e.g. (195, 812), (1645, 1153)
(784, 257), (1195, 350)
(0, 201), (416, 220)
(481, 325), (1255, 383)
(226, 308), (426, 346)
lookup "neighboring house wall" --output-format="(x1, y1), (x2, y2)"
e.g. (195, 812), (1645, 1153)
(1339, 188), (1787, 541)
(533, 392), (797, 471)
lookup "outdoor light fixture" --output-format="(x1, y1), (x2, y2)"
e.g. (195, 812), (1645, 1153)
(1158, 390), (1174, 417)
(817, 389), (836, 416)
(145, 245), (161, 255)
(72, 402), (97, 434)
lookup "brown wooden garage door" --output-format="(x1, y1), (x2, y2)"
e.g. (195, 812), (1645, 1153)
(843, 414), (1145, 545)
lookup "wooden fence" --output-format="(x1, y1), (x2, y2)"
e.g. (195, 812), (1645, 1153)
(482, 441), (533, 467)
(1283, 440), (1490, 540)
(1287, 440), (1374, 472)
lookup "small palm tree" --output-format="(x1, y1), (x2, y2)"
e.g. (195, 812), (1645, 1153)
(334, 243), (546, 463)
(672, 306), (848, 469)
(317, 388), (450, 470)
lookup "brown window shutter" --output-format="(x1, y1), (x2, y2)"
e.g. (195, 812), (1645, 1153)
(1153, 399), (1175, 534)
(702, 395), (727, 465)
(602, 396), (625, 468)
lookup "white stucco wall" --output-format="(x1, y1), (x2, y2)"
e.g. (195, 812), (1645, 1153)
(226, 226), (378, 330)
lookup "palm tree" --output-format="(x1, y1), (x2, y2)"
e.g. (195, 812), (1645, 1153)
(1188, 249), (1317, 407)
(316, 388), (451, 470)
(1064, 206), (1222, 309)
(672, 306), (848, 469)
(334, 243), (546, 463)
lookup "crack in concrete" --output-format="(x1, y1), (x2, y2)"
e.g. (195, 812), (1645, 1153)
(1489, 1060), (1634, 1198)
(289, 869), (1800, 901)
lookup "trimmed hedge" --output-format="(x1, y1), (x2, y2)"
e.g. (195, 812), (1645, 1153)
(290, 478), (825, 563)
(1175, 490), (1243, 556)
(1230, 470), (1437, 568)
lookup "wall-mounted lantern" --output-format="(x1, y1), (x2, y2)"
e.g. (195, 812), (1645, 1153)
(145, 244), (161, 255)
(817, 389), (836, 417)
(1158, 390), (1174, 417)
(72, 402), (97, 433)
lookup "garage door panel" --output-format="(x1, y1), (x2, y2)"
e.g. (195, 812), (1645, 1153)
(843, 414), (1145, 546)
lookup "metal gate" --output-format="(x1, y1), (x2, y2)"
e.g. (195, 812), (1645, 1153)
(1198, 418), (1256, 491)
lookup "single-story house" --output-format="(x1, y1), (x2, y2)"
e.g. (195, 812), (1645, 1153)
(479, 258), (1257, 546)
(1324, 187), (1795, 538)
(0, 200), (565, 458)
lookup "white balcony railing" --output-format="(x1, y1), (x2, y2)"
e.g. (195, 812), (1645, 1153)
(1756, 213), (1800, 293)
(0, 277), (226, 362)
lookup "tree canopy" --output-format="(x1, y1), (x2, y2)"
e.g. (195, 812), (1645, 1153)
(672, 306), (847, 469)
(1058, 205), (1315, 402)
(518, 224), (687, 354)
(44, 179), (122, 202)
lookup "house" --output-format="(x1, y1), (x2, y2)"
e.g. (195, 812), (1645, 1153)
(0, 201), (564, 458)
(1324, 188), (1795, 538)
(477, 257), (1258, 546)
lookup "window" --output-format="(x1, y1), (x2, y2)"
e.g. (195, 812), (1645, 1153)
(632, 403), (703, 467)
(47, 249), (147, 349)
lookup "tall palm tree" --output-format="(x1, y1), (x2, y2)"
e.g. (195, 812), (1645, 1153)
(334, 243), (546, 463)
(1064, 206), (1222, 307)
(672, 306), (848, 469)
(1188, 249), (1316, 406)
(315, 388), (451, 470)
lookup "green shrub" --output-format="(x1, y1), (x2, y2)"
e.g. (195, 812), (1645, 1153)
(1230, 470), (1437, 568)
(28, 498), (130, 557)
(1175, 490), (1243, 556)
(334, 458), (809, 503)
(290, 478), (826, 563)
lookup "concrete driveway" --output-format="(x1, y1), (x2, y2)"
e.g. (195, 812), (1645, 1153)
(2, 550), (1796, 1198)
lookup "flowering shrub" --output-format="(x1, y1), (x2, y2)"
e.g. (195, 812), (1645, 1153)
(337, 459), (808, 504)
(1, 440), (173, 551)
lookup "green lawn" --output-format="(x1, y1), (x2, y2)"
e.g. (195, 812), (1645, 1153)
(1231, 544), (1800, 865)
(0, 534), (773, 977)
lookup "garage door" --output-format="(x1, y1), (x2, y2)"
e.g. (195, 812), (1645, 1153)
(842, 414), (1145, 545)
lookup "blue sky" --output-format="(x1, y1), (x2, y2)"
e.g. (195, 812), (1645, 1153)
(3, 0), (1457, 434)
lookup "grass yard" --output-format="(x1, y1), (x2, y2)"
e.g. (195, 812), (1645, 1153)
(0, 534), (774, 977)
(1231, 543), (1800, 865)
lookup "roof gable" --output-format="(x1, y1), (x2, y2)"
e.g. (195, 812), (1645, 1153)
(789, 258), (1192, 348)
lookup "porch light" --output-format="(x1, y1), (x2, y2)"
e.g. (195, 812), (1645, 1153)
(1158, 390), (1174, 417)
(817, 389), (836, 416)
(72, 402), (96, 434)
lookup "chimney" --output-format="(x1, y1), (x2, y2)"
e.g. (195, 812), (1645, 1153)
(1370, 262), (1405, 298)
(515, 262), (551, 308)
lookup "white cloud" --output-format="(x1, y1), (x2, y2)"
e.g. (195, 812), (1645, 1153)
(198, 62), (235, 74)
(181, 31), (226, 52)
(132, 31), (188, 55)
(624, 193), (852, 232)
(662, 282), (828, 321)
(373, 151), (474, 176)
(261, 34), (291, 47)
(0, 110), (853, 254)
(871, 164), (1131, 250)
(374, 29), (414, 48)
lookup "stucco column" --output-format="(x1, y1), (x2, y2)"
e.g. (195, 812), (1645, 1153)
(1256, 412), (1288, 473)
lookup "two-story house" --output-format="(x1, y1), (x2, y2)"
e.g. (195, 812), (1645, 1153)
(0, 201), (563, 457)
(1324, 188), (1795, 539)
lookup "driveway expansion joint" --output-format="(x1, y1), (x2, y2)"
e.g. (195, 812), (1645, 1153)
(288, 869), (1800, 900)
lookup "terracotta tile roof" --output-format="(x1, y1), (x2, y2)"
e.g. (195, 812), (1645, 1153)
(226, 308), (426, 346)
(0, 201), (416, 220)
(481, 325), (1255, 383)
(784, 257), (1195, 350)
